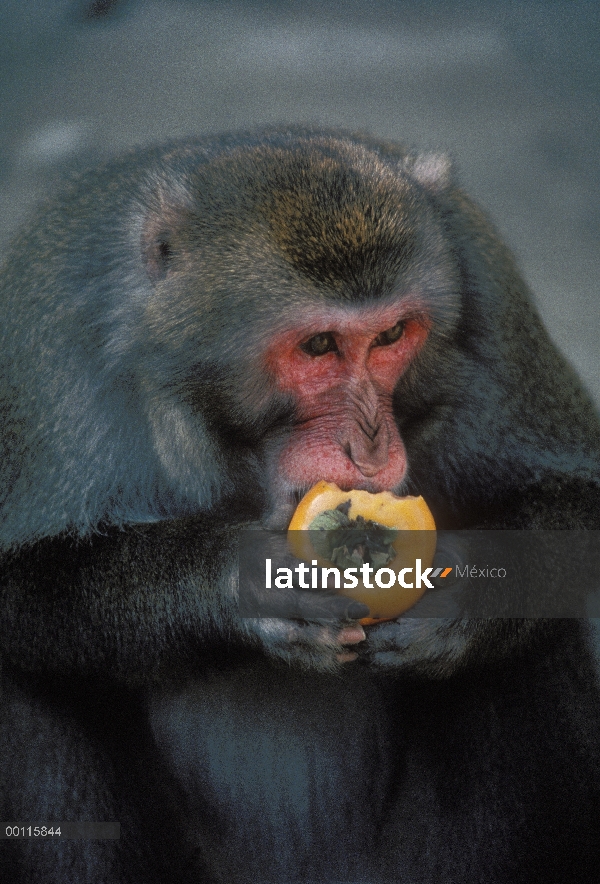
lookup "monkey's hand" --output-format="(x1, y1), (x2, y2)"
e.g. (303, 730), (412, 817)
(237, 532), (369, 670)
(356, 530), (472, 675)
(362, 532), (532, 676)
(364, 615), (474, 677)
(364, 613), (544, 678)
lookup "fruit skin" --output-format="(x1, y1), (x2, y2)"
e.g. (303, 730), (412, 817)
(288, 482), (436, 624)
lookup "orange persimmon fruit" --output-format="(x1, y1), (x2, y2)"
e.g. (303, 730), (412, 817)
(288, 481), (436, 625)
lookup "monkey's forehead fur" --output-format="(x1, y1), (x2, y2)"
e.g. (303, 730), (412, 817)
(71, 131), (455, 302)
(128, 128), (457, 324)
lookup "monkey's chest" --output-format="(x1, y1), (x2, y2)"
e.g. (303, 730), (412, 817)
(149, 661), (398, 883)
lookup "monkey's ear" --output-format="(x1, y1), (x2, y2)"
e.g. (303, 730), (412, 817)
(404, 152), (453, 193)
(143, 232), (175, 282)
(141, 201), (192, 283)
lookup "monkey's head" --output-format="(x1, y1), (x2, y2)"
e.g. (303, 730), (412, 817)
(1, 128), (591, 545)
(137, 132), (467, 527)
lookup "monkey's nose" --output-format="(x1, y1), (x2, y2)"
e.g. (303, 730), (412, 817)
(343, 426), (390, 477)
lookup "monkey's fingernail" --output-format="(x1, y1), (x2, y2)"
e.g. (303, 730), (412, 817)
(346, 601), (370, 619)
(338, 626), (366, 645)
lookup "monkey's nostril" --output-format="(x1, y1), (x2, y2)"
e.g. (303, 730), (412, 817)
(353, 462), (381, 478)
(343, 442), (382, 477)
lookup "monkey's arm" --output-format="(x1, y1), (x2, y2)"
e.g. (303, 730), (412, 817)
(474, 474), (600, 530)
(0, 517), (366, 684)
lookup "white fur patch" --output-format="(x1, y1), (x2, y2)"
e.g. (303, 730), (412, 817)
(407, 153), (453, 191)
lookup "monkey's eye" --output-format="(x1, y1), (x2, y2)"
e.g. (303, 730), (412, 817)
(300, 332), (339, 356)
(372, 320), (405, 347)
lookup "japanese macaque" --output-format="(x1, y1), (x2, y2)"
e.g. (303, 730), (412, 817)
(1, 128), (600, 884)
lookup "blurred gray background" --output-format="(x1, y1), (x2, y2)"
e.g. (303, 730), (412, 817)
(0, 0), (598, 403)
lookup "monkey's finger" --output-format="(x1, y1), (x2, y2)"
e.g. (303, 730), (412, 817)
(336, 650), (359, 663)
(335, 625), (367, 663)
(338, 625), (367, 644)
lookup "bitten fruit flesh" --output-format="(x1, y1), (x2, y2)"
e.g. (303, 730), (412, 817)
(288, 481), (437, 624)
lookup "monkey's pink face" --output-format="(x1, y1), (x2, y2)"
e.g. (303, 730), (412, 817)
(265, 302), (429, 495)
